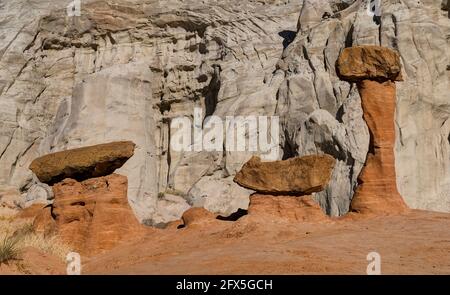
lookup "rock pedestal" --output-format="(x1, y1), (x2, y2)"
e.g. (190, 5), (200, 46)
(337, 46), (407, 215)
(247, 194), (328, 223)
(34, 174), (144, 255)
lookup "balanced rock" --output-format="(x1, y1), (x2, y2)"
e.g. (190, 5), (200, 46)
(234, 155), (335, 195)
(29, 141), (135, 184)
(337, 45), (402, 82)
(337, 46), (407, 215)
(33, 174), (144, 255)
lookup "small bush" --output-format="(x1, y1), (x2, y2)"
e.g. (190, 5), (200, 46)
(0, 235), (21, 264)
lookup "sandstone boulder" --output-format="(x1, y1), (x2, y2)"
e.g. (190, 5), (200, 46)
(336, 45), (402, 82)
(33, 174), (144, 255)
(29, 141), (135, 184)
(234, 155), (336, 195)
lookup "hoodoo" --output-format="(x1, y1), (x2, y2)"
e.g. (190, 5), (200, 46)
(31, 142), (144, 255)
(337, 45), (407, 215)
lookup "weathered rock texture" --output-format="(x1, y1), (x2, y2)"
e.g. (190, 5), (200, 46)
(234, 155), (336, 194)
(29, 141), (135, 184)
(0, 0), (449, 221)
(247, 194), (329, 223)
(0, 0), (302, 221)
(337, 46), (402, 82)
(33, 174), (144, 255)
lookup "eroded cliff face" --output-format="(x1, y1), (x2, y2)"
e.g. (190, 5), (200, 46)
(0, 0), (449, 223)
(0, 0), (302, 222)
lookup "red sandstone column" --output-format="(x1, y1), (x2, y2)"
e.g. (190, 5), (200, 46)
(337, 46), (407, 215)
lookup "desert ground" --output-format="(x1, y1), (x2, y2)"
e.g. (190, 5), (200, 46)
(1, 205), (450, 275)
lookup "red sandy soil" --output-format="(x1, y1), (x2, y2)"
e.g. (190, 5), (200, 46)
(0, 247), (65, 275)
(81, 209), (450, 275)
(2, 209), (450, 275)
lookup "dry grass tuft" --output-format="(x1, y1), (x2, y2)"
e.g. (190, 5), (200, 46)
(0, 235), (21, 264)
(0, 218), (70, 263)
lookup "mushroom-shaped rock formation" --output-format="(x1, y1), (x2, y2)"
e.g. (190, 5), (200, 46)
(29, 141), (135, 184)
(337, 45), (407, 215)
(30, 142), (144, 255)
(233, 154), (336, 195)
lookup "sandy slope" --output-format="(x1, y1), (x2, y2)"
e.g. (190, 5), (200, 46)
(2, 207), (450, 275)
(81, 210), (450, 275)
(0, 247), (65, 275)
